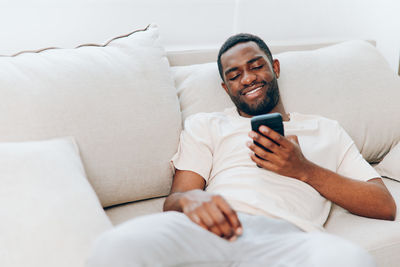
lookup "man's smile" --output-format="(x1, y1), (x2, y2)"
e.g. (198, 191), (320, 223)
(244, 85), (263, 95)
(240, 82), (267, 100)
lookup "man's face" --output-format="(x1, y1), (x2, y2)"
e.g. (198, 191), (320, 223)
(221, 42), (280, 117)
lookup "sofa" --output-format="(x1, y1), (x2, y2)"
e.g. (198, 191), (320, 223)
(1, 24), (399, 267)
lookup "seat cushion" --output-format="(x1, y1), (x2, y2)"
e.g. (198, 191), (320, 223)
(375, 142), (400, 182)
(105, 197), (165, 225)
(325, 178), (400, 267)
(0, 25), (181, 207)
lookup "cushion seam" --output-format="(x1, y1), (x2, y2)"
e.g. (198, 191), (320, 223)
(368, 241), (400, 252)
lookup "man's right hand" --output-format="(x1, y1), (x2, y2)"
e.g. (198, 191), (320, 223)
(178, 189), (242, 241)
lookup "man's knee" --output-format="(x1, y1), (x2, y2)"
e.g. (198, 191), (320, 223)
(87, 211), (189, 267)
(87, 227), (134, 267)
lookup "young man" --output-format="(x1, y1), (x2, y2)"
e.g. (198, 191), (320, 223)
(88, 34), (396, 267)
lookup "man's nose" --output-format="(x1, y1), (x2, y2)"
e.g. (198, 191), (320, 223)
(241, 71), (256, 85)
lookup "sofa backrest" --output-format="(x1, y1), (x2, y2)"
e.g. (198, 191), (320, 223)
(0, 25), (181, 208)
(166, 40), (376, 66)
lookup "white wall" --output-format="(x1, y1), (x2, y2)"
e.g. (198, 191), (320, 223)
(0, 0), (398, 72)
(0, 0), (236, 52)
(236, 0), (400, 72)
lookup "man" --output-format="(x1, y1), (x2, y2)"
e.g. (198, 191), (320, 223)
(88, 34), (396, 267)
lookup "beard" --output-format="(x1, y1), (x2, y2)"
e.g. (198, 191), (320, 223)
(228, 77), (280, 116)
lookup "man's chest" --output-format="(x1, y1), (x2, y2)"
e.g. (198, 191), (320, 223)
(210, 120), (339, 172)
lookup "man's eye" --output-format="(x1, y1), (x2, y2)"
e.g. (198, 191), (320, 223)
(229, 75), (239, 81)
(252, 65), (263, 70)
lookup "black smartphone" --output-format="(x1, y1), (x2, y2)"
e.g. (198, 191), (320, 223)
(250, 113), (284, 153)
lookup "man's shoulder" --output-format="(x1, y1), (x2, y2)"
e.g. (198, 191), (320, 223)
(292, 112), (340, 126)
(291, 112), (342, 134)
(184, 110), (234, 132)
(185, 108), (234, 124)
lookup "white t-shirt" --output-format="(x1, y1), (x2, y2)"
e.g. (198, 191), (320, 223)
(171, 107), (380, 231)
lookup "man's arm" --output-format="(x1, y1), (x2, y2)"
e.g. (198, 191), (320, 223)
(247, 126), (397, 221)
(164, 169), (242, 240)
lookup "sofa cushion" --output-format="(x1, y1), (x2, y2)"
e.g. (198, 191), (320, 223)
(277, 41), (400, 163)
(324, 178), (400, 267)
(105, 197), (165, 226)
(171, 41), (400, 163)
(375, 142), (400, 182)
(0, 25), (181, 207)
(172, 62), (233, 121)
(0, 138), (112, 267)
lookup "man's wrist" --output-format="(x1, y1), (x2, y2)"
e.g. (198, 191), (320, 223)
(297, 160), (318, 184)
(177, 189), (203, 212)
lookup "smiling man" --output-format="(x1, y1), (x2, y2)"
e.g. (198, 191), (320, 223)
(88, 34), (396, 267)
(220, 42), (281, 118)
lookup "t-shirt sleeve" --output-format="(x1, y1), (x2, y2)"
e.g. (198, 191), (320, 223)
(336, 124), (380, 181)
(171, 115), (213, 181)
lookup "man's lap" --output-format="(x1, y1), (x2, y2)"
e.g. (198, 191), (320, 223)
(87, 211), (375, 267)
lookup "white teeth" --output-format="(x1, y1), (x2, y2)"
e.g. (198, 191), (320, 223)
(245, 86), (262, 95)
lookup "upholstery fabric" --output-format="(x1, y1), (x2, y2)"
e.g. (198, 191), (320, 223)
(171, 41), (400, 163)
(0, 138), (112, 267)
(165, 41), (376, 67)
(277, 41), (400, 163)
(105, 197), (165, 225)
(0, 25), (181, 207)
(375, 142), (400, 182)
(172, 62), (233, 121)
(325, 178), (400, 267)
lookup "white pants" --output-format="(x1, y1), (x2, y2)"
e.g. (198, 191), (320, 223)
(87, 211), (376, 267)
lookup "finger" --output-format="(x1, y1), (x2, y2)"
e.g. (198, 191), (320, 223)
(187, 212), (208, 230)
(250, 152), (277, 172)
(248, 132), (281, 154)
(257, 126), (292, 148)
(246, 140), (281, 160)
(213, 195), (243, 236)
(248, 131), (284, 156)
(196, 207), (223, 237)
(204, 202), (235, 239)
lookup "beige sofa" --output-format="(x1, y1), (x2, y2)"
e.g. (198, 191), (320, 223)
(1, 25), (399, 267)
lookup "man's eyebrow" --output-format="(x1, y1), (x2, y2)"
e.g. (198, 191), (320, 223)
(247, 56), (263, 64)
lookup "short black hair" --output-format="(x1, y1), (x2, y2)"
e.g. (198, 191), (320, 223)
(217, 33), (273, 81)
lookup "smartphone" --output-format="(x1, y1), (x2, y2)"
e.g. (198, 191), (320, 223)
(250, 113), (284, 153)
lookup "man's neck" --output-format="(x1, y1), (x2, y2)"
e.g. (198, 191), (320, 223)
(238, 102), (290, 121)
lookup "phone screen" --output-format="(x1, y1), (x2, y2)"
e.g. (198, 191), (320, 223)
(250, 113), (284, 154)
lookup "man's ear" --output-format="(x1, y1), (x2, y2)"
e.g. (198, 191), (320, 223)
(273, 59), (280, 78)
(221, 82), (229, 94)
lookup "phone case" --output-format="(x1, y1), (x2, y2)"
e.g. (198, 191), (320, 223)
(250, 113), (284, 157)
(251, 113), (284, 136)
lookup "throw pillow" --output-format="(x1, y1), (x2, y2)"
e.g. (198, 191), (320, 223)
(0, 138), (112, 267)
(172, 62), (233, 121)
(277, 40), (400, 163)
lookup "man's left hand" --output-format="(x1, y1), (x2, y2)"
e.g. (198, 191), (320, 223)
(247, 125), (314, 181)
